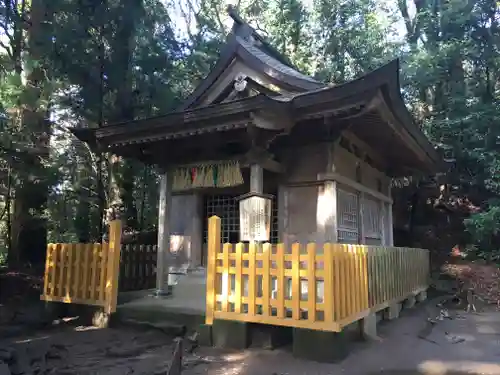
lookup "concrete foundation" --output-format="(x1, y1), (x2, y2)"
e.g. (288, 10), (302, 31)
(343, 321), (364, 341)
(212, 320), (250, 349)
(292, 328), (349, 363)
(360, 313), (378, 340)
(416, 290), (428, 302)
(404, 295), (416, 309)
(250, 324), (293, 349)
(44, 301), (68, 321)
(384, 302), (401, 320)
(197, 324), (213, 346)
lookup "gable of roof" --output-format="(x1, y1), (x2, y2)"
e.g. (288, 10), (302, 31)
(180, 6), (324, 110)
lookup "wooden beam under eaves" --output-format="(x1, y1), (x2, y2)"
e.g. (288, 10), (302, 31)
(240, 148), (284, 173)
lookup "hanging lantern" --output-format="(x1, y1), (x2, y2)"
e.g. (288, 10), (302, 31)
(237, 192), (273, 242)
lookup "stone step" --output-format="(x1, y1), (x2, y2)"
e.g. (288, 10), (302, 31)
(114, 301), (205, 332)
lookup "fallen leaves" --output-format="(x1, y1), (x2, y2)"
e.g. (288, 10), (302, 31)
(442, 261), (500, 306)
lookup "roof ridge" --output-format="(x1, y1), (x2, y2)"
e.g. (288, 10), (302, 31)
(226, 4), (297, 70)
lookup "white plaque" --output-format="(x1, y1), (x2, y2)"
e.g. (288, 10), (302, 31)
(239, 195), (271, 242)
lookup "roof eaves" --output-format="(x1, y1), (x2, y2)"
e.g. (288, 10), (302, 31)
(383, 84), (442, 167)
(269, 58), (441, 170)
(288, 60), (396, 108)
(374, 60), (442, 166)
(92, 94), (275, 142)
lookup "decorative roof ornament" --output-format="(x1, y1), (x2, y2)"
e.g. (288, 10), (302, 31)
(234, 73), (247, 92)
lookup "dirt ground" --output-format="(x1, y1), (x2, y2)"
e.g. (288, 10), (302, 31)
(0, 269), (179, 375)
(2, 270), (500, 375)
(1, 303), (500, 375)
(0, 326), (177, 374)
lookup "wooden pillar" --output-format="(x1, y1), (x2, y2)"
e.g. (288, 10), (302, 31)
(318, 142), (339, 243)
(155, 170), (172, 296)
(321, 180), (338, 243)
(358, 192), (366, 245)
(355, 163), (365, 245)
(277, 185), (288, 243)
(105, 220), (122, 314)
(250, 164), (263, 193)
(388, 185), (394, 246)
(380, 201), (387, 246)
(191, 194), (203, 267)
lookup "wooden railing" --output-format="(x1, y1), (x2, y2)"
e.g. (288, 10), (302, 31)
(367, 247), (429, 311)
(205, 216), (429, 332)
(41, 221), (122, 314)
(119, 244), (157, 292)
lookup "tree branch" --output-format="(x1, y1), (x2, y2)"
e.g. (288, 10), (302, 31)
(0, 39), (12, 59)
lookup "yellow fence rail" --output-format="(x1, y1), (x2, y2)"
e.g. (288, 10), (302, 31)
(41, 220), (122, 314)
(367, 247), (429, 311)
(205, 216), (429, 332)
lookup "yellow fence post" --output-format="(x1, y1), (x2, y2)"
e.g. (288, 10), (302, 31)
(206, 216), (221, 325)
(105, 220), (122, 314)
(43, 244), (54, 299)
(323, 243), (334, 324)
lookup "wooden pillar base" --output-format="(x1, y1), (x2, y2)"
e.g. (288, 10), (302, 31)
(384, 302), (401, 320)
(417, 290), (428, 302)
(293, 328), (349, 363)
(404, 295), (416, 309)
(250, 324), (293, 349)
(151, 289), (172, 298)
(360, 313), (378, 340)
(212, 320), (250, 349)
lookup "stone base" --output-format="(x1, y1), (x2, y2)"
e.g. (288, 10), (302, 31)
(404, 295), (416, 309)
(383, 302), (401, 320)
(197, 324), (213, 346)
(293, 328), (349, 363)
(360, 313), (377, 340)
(343, 321), (363, 341)
(151, 287), (173, 298)
(416, 290), (428, 302)
(250, 324), (293, 349)
(44, 301), (69, 321)
(212, 320), (250, 349)
(92, 310), (111, 328)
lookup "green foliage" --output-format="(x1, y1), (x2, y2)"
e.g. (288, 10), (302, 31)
(465, 204), (500, 242)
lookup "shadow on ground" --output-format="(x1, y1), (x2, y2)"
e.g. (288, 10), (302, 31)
(369, 371), (496, 375)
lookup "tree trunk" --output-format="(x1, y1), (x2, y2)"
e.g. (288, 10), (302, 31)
(106, 0), (142, 229)
(10, 0), (53, 266)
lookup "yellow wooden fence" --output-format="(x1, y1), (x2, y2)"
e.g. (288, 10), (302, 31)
(205, 216), (429, 332)
(40, 220), (122, 314)
(367, 247), (429, 312)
